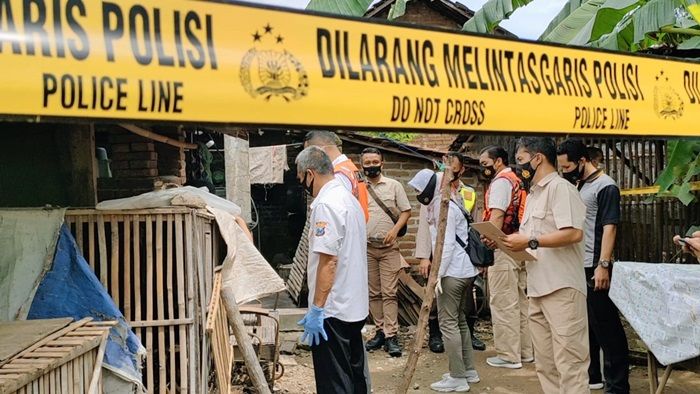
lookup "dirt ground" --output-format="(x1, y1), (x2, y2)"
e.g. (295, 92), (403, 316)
(273, 324), (700, 394)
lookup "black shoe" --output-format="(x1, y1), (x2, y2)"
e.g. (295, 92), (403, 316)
(471, 335), (486, 351)
(429, 335), (445, 353)
(384, 336), (402, 357)
(365, 330), (386, 351)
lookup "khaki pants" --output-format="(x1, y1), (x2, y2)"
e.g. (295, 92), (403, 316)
(488, 249), (533, 362)
(529, 288), (590, 394)
(437, 276), (476, 378)
(367, 245), (402, 337)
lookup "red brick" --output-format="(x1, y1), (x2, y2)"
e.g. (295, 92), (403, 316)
(111, 151), (158, 161)
(130, 142), (155, 152)
(110, 160), (129, 170)
(113, 168), (158, 177)
(129, 160), (158, 169)
(111, 143), (130, 153)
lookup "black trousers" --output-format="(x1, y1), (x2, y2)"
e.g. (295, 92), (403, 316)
(585, 267), (630, 394)
(311, 317), (369, 394)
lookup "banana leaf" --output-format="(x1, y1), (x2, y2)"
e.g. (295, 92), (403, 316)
(655, 139), (700, 199)
(539, 0), (587, 41)
(568, 0), (641, 46)
(306, 0), (374, 16)
(586, 7), (638, 50)
(462, 0), (534, 33)
(388, 0), (409, 20)
(541, 0), (609, 43)
(632, 0), (681, 43)
(679, 35), (700, 48)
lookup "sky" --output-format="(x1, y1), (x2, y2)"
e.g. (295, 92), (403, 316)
(238, 0), (569, 40)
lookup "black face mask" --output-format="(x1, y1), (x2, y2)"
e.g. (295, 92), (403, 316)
(562, 164), (584, 185)
(481, 165), (496, 180)
(417, 174), (438, 205)
(515, 158), (537, 191)
(363, 166), (381, 179)
(301, 171), (314, 196)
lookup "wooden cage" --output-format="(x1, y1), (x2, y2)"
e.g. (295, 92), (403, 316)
(65, 208), (223, 393)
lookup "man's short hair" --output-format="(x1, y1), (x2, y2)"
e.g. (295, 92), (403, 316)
(516, 137), (557, 166)
(361, 147), (383, 160)
(304, 130), (341, 147)
(479, 145), (509, 166)
(587, 146), (604, 164)
(556, 138), (590, 163)
(296, 146), (333, 175)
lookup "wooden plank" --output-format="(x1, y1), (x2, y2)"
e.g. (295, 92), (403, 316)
(110, 216), (120, 307)
(145, 214), (154, 394)
(88, 215), (96, 271)
(175, 216), (188, 394)
(87, 334), (108, 394)
(124, 216), (132, 321)
(133, 215), (142, 324)
(166, 214), (177, 393)
(185, 213), (196, 394)
(155, 215), (167, 394)
(97, 215), (108, 287)
(0, 319), (72, 366)
(60, 359), (69, 394)
(75, 216), (84, 256)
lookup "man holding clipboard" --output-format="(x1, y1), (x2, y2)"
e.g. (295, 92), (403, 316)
(478, 138), (589, 394)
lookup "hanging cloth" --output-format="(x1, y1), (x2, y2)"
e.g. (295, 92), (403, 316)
(249, 145), (289, 184)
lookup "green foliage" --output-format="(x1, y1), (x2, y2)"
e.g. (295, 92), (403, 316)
(462, 0), (534, 33)
(359, 131), (417, 143)
(539, 0), (588, 41)
(655, 139), (700, 205)
(388, 0), (409, 20)
(305, 0), (374, 16)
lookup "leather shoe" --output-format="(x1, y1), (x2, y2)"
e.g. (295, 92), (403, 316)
(384, 336), (402, 357)
(429, 335), (445, 353)
(365, 330), (385, 351)
(471, 334), (486, 351)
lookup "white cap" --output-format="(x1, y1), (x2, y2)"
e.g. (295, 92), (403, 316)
(408, 169), (436, 193)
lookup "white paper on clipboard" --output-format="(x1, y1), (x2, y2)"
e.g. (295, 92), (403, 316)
(471, 221), (537, 261)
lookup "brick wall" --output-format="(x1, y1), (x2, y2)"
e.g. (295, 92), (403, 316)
(97, 126), (186, 201)
(344, 143), (481, 264)
(370, 0), (463, 30)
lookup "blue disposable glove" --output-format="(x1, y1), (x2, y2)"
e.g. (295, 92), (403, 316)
(298, 305), (328, 346)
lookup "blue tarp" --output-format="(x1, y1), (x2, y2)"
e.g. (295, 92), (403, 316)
(27, 225), (144, 385)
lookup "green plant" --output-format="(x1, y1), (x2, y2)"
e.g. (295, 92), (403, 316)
(655, 139), (700, 205)
(359, 131), (417, 143)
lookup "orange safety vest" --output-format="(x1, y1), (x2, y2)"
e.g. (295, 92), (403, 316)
(334, 159), (370, 222)
(483, 170), (526, 235)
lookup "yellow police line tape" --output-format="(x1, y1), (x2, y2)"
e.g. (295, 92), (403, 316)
(620, 181), (700, 196)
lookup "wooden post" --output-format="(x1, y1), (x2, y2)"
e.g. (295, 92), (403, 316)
(221, 286), (272, 394)
(397, 168), (452, 394)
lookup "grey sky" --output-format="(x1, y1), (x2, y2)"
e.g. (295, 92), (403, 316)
(238, 0), (568, 40)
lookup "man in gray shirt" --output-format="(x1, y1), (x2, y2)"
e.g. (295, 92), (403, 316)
(558, 139), (629, 394)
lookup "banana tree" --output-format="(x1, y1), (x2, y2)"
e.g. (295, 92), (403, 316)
(461, 0), (534, 33)
(305, 0), (374, 15)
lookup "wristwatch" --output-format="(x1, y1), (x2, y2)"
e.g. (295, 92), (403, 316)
(528, 237), (539, 250)
(599, 260), (612, 269)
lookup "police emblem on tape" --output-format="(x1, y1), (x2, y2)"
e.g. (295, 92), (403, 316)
(314, 221), (328, 237)
(240, 23), (309, 102)
(653, 70), (684, 120)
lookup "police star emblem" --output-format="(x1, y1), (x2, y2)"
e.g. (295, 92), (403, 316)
(653, 70), (684, 120)
(240, 23), (309, 102)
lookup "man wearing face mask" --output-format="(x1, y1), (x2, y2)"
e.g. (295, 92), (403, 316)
(557, 139), (629, 394)
(495, 137), (589, 394)
(295, 146), (370, 394)
(304, 130), (369, 222)
(360, 148), (412, 357)
(478, 145), (533, 370)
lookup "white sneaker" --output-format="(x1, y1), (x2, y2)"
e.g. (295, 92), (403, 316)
(589, 382), (605, 390)
(442, 370), (480, 384)
(486, 357), (522, 369)
(521, 356), (535, 363)
(430, 376), (470, 392)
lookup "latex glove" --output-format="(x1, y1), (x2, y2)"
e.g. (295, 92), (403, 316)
(434, 278), (443, 297)
(298, 305), (328, 346)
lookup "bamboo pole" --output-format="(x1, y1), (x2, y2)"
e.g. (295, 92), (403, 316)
(119, 124), (198, 150)
(397, 168), (451, 394)
(221, 287), (272, 394)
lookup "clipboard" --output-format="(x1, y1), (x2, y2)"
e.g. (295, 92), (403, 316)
(471, 221), (537, 261)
